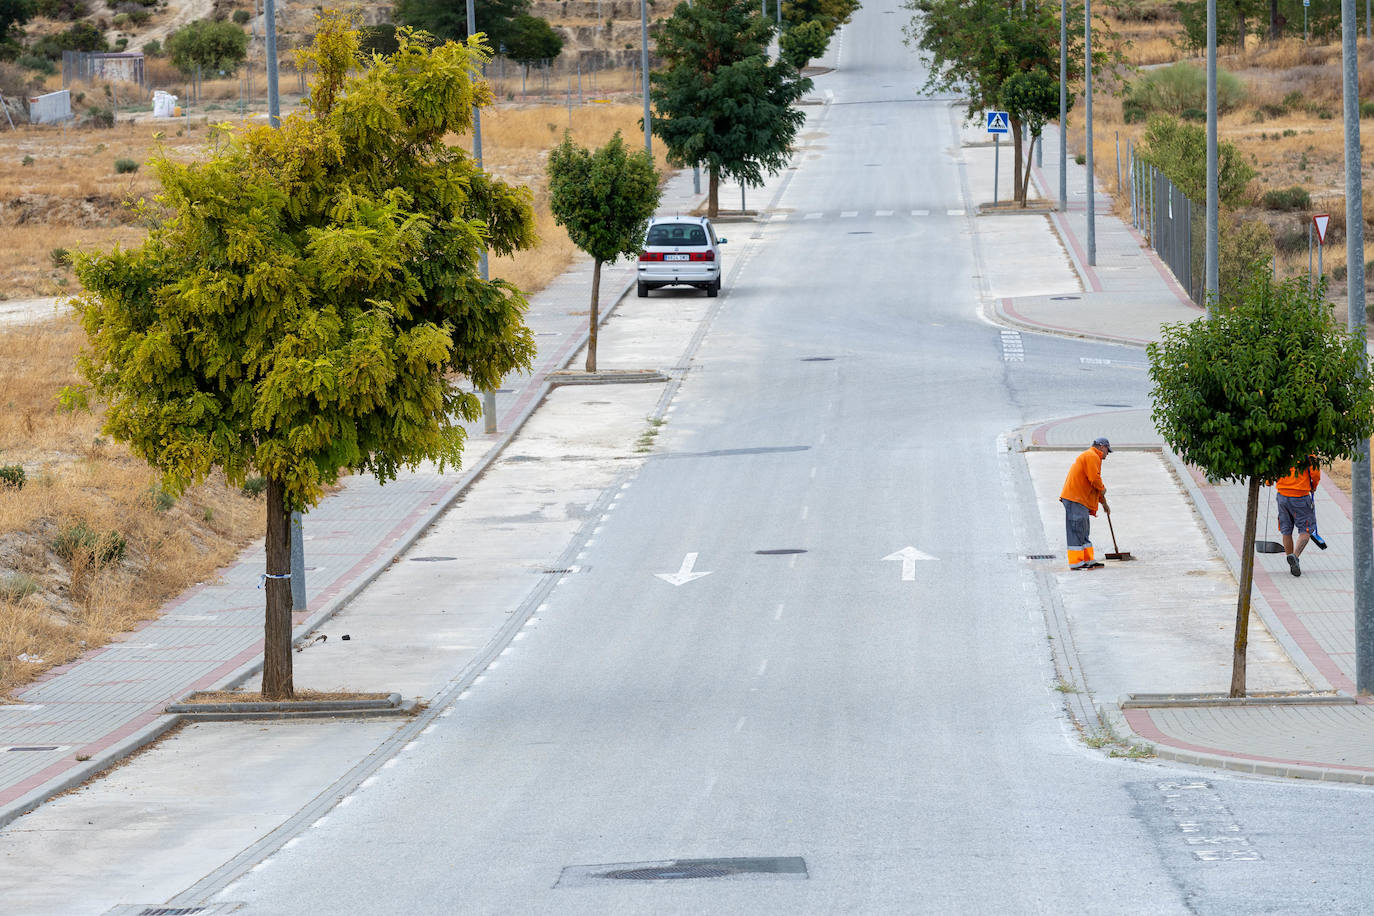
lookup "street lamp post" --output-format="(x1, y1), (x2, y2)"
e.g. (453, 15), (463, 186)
(1341, 0), (1374, 692)
(467, 0), (498, 435)
(641, 0), (652, 154)
(1084, 0), (1095, 265)
(1058, 0), (1066, 212)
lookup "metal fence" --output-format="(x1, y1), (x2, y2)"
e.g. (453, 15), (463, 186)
(62, 51), (146, 88)
(1129, 152), (1203, 306)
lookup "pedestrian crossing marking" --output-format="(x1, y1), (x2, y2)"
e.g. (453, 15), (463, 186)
(841, 211), (858, 218)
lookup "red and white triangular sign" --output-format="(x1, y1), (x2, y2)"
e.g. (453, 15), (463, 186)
(1313, 213), (1331, 245)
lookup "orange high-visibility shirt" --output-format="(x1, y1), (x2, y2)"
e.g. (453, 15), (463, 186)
(1060, 447), (1106, 514)
(1276, 465), (1321, 497)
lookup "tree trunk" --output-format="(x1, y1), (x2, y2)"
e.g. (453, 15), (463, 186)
(1230, 475), (1261, 697)
(1237, 11), (1247, 51)
(262, 476), (294, 700)
(585, 257), (602, 373)
(708, 166), (719, 218)
(1269, 0), (1280, 40)
(1020, 134), (1037, 209)
(1010, 116), (1025, 204)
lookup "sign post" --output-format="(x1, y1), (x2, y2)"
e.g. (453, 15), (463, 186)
(1314, 212), (1330, 289)
(986, 110), (1010, 207)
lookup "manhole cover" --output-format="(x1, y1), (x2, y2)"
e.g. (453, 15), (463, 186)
(410, 556), (456, 562)
(756, 549), (807, 555)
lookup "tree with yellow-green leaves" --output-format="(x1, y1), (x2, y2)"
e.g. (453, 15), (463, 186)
(68, 16), (537, 699)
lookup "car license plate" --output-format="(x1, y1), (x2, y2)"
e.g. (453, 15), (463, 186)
(665, 254), (690, 261)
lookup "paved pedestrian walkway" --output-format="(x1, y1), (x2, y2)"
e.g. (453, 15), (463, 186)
(1004, 125), (1374, 785)
(0, 164), (711, 828)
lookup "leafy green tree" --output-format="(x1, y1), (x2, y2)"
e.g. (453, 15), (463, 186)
(999, 70), (1059, 208)
(165, 18), (248, 77)
(1137, 114), (1254, 208)
(650, 0), (811, 217)
(70, 18), (537, 699)
(1148, 274), (1374, 696)
(548, 131), (661, 372)
(0, 0), (34, 50)
(906, 0), (1117, 205)
(779, 18), (829, 69)
(782, 0), (861, 34)
(504, 14), (562, 75)
(393, 0), (529, 54)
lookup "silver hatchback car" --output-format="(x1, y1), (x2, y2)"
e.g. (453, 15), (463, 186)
(636, 216), (728, 297)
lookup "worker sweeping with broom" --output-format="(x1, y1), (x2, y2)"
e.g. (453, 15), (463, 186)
(1060, 437), (1112, 570)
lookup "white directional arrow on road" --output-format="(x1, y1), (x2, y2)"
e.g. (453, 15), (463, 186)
(882, 546), (938, 581)
(655, 552), (713, 586)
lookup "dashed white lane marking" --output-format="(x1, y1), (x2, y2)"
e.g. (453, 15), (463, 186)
(735, 717), (747, 733)
(805, 212), (823, 220)
(810, 466), (817, 479)
(800, 505), (809, 520)
(513, 631), (527, 641)
(876, 209), (893, 216)
(383, 759), (399, 769)
(360, 776), (378, 789)
(841, 210), (858, 218)
(312, 817), (329, 829)
(758, 659), (769, 677)
(912, 209), (930, 216)
(283, 837), (302, 850)
(775, 603), (785, 621)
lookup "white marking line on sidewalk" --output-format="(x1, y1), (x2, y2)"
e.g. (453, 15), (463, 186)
(0, 704), (42, 711)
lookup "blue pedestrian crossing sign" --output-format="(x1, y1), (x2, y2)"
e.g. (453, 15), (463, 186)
(986, 110), (1010, 134)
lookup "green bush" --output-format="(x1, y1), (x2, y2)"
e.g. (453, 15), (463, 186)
(1180, 107), (1205, 122)
(50, 248), (71, 267)
(1283, 91), (1304, 110)
(52, 522), (127, 565)
(0, 572), (39, 601)
(146, 485), (176, 512)
(114, 157), (139, 173)
(1123, 62), (1246, 119)
(143, 39), (161, 56)
(0, 465), (25, 489)
(1261, 186), (1311, 211)
(241, 475), (268, 498)
(232, 8), (250, 24)
(1137, 115), (1255, 208)
(21, 155), (34, 166)
(1273, 221), (1309, 254)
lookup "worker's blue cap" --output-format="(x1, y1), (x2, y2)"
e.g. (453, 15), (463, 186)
(1093, 437), (1112, 453)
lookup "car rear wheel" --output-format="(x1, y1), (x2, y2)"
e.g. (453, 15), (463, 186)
(637, 281), (648, 298)
(706, 279), (719, 298)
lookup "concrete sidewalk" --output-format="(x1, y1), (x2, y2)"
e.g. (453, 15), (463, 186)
(0, 164), (715, 830)
(995, 123), (1374, 784)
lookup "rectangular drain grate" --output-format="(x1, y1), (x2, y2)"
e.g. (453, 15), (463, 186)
(1024, 554), (1057, 560)
(557, 857), (807, 887)
(101, 903), (243, 915)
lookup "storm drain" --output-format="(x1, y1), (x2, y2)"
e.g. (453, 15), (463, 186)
(1023, 554), (1057, 560)
(800, 357), (834, 362)
(558, 857), (808, 886)
(756, 549), (807, 555)
(410, 556), (457, 562)
(100, 906), (243, 916)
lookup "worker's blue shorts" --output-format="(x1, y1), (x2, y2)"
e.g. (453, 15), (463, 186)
(1277, 493), (1316, 536)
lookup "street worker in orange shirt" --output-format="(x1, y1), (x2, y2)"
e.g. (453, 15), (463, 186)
(1275, 462), (1324, 578)
(1059, 437), (1112, 570)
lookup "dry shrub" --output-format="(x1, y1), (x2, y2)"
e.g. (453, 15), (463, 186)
(0, 316), (265, 696)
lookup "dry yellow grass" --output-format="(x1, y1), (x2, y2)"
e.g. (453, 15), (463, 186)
(0, 87), (677, 698)
(0, 318), (266, 696)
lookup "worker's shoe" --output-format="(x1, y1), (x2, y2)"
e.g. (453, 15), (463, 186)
(1082, 561), (1105, 569)
(1312, 533), (1328, 550)
(1287, 554), (1301, 577)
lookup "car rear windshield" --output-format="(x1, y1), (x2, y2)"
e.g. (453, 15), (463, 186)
(647, 223), (709, 246)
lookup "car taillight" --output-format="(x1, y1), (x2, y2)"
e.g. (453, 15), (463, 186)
(639, 252), (664, 261)
(691, 251), (715, 262)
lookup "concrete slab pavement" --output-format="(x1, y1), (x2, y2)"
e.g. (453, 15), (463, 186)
(987, 121), (1374, 783)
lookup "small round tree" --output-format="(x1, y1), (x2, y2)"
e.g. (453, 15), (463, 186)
(547, 130), (661, 373)
(1149, 272), (1374, 696)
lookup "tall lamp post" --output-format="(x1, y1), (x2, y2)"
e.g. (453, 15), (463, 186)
(1084, 0), (1094, 265)
(1204, 0), (1218, 317)
(1342, 0), (1374, 692)
(467, 0), (498, 435)
(1058, 0), (1066, 212)
(641, 0), (652, 154)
